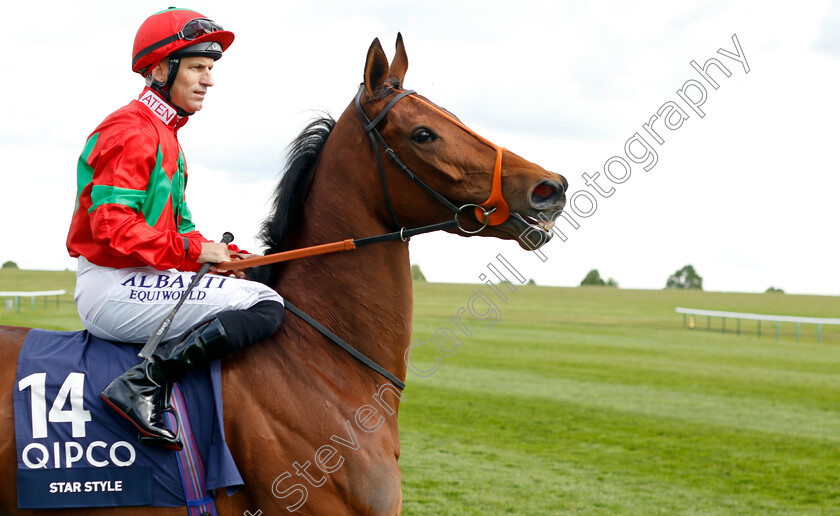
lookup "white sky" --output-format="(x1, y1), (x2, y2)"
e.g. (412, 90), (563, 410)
(1, 0), (838, 297)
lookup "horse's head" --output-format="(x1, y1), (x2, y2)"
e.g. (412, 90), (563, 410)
(355, 34), (568, 249)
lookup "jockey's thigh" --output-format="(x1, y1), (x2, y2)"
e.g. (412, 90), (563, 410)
(74, 257), (283, 343)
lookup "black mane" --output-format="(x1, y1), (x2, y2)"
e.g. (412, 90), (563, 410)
(250, 115), (335, 283)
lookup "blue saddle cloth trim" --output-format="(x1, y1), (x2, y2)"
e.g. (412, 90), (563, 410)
(14, 329), (243, 509)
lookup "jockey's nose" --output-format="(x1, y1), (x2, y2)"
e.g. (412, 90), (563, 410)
(529, 178), (566, 210)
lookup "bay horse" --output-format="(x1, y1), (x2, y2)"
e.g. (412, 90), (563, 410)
(0, 35), (566, 515)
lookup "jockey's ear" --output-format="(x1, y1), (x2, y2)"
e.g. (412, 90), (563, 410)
(364, 37), (390, 96)
(388, 33), (408, 89)
(151, 60), (169, 84)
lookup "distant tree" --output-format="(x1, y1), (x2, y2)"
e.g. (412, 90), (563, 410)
(411, 264), (426, 282)
(765, 286), (785, 294)
(666, 265), (703, 290)
(527, 278), (536, 286)
(580, 269), (606, 286)
(606, 277), (619, 288)
(2, 261), (18, 269)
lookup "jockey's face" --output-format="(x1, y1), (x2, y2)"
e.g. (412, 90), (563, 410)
(170, 56), (215, 113)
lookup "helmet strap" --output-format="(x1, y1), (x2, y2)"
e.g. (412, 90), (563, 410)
(149, 57), (195, 118)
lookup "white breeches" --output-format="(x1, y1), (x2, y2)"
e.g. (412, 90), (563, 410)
(74, 256), (283, 343)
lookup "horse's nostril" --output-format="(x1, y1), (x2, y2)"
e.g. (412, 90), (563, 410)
(533, 183), (555, 200)
(530, 179), (565, 208)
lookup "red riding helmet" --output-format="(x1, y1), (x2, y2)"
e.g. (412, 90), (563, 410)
(132, 7), (235, 76)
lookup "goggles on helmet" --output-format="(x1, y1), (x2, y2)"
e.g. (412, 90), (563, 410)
(177, 18), (224, 41)
(133, 18), (225, 73)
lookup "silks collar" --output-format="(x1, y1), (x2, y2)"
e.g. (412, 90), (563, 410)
(137, 87), (189, 129)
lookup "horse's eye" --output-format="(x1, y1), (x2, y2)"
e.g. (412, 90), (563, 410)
(411, 128), (437, 144)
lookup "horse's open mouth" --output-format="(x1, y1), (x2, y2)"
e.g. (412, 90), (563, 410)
(508, 212), (555, 248)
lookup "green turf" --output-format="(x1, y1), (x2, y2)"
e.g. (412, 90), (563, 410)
(0, 268), (82, 331)
(3, 270), (839, 514)
(402, 282), (840, 515)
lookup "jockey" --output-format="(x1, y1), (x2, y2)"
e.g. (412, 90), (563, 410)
(66, 8), (285, 450)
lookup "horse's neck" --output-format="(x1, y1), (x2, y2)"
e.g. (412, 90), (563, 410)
(273, 120), (412, 384)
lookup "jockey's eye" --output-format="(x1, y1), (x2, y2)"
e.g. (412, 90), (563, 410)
(411, 128), (437, 144)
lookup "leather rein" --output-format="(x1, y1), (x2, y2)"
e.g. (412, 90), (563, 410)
(226, 85), (516, 390)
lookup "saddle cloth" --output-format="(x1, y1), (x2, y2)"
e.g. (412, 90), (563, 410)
(13, 329), (243, 509)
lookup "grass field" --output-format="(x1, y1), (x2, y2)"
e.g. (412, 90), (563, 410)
(0, 268), (81, 331)
(2, 269), (840, 514)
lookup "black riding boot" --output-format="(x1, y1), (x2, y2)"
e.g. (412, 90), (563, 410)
(100, 318), (230, 449)
(100, 300), (284, 450)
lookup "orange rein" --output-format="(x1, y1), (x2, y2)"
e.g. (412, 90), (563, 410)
(214, 239), (356, 271)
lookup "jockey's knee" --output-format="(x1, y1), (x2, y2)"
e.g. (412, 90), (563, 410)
(215, 300), (285, 351)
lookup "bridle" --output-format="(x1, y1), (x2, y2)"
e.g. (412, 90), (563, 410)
(354, 83), (511, 236)
(227, 86), (520, 392)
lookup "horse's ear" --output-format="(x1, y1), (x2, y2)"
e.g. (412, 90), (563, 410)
(389, 33), (408, 88)
(364, 37), (390, 96)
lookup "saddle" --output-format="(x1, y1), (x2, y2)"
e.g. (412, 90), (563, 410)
(13, 329), (242, 510)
